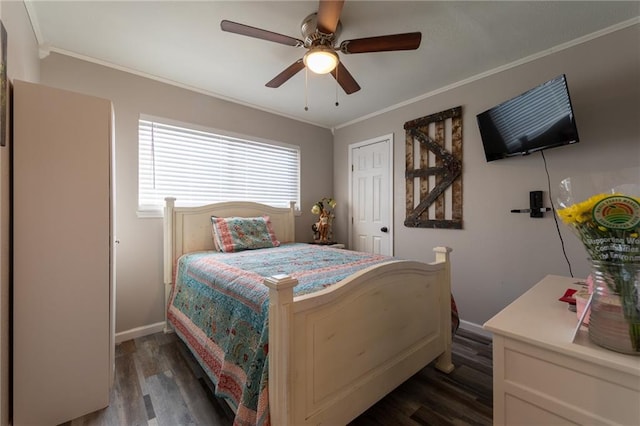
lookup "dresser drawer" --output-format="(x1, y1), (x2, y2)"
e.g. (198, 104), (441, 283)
(501, 339), (639, 425)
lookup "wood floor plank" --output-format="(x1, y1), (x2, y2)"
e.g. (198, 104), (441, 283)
(135, 334), (169, 378)
(115, 352), (149, 426)
(410, 404), (455, 426)
(410, 369), (492, 425)
(159, 339), (231, 425)
(146, 371), (196, 426)
(115, 339), (136, 358)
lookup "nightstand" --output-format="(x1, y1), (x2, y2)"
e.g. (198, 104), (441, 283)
(308, 241), (345, 249)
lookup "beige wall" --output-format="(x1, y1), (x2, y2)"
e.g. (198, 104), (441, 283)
(333, 24), (640, 329)
(0, 1), (40, 425)
(39, 53), (334, 335)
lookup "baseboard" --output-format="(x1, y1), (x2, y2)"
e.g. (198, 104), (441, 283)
(459, 319), (492, 339)
(115, 321), (166, 344)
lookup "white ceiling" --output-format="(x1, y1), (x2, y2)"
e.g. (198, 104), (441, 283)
(26, 1), (639, 129)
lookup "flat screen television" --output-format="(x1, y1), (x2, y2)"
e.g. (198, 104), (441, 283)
(476, 74), (579, 162)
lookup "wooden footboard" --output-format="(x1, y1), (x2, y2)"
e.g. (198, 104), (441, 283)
(265, 247), (453, 425)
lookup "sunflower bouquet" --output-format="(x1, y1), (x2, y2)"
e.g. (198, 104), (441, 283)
(557, 193), (640, 264)
(557, 169), (640, 353)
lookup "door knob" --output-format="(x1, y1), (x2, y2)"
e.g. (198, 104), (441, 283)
(380, 226), (388, 233)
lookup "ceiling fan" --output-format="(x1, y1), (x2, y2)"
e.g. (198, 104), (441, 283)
(220, 0), (422, 95)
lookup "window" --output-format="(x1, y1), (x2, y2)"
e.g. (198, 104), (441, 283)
(138, 117), (300, 215)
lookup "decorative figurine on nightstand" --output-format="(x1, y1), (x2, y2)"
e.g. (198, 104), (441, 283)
(311, 197), (336, 243)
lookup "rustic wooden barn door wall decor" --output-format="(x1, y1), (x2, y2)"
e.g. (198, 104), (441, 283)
(404, 106), (463, 229)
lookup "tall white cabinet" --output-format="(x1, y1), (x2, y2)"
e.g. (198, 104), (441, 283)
(12, 80), (115, 425)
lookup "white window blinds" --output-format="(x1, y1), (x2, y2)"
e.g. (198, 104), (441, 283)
(138, 119), (300, 213)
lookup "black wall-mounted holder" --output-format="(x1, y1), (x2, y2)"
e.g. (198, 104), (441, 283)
(530, 190), (543, 218)
(511, 190), (552, 218)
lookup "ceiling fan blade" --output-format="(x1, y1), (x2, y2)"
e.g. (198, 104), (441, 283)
(340, 32), (422, 54)
(317, 0), (345, 34)
(266, 59), (306, 88)
(221, 20), (303, 47)
(330, 62), (361, 94)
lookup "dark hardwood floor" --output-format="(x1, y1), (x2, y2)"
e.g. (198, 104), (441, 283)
(62, 328), (492, 426)
(348, 328), (493, 426)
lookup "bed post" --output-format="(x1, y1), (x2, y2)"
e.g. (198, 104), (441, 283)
(263, 274), (298, 426)
(433, 246), (455, 373)
(163, 197), (176, 333)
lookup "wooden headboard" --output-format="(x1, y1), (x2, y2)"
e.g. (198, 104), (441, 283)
(163, 197), (296, 300)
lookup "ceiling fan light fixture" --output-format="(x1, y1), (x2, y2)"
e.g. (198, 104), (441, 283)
(303, 46), (338, 74)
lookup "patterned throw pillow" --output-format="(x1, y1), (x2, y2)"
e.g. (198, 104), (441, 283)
(211, 216), (280, 253)
(210, 216), (221, 251)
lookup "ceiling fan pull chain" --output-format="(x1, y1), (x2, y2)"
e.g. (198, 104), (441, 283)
(304, 66), (309, 111)
(335, 65), (339, 106)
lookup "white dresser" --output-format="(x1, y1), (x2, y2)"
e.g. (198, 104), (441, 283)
(484, 275), (640, 425)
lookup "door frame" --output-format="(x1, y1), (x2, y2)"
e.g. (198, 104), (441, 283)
(347, 133), (394, 256)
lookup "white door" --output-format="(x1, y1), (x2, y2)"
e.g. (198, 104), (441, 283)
(349, 135), (393, 255)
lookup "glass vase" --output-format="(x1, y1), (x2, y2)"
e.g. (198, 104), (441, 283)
(588, 260), (640, 355)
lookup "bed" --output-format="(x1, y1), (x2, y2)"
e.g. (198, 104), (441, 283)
(163, 197), (455, 426)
